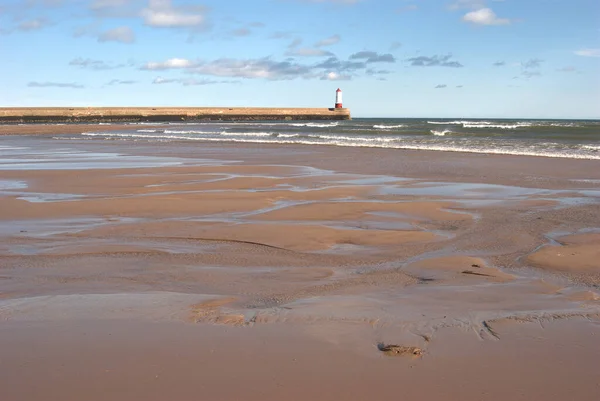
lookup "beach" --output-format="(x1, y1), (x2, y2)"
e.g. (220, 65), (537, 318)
(1, 122), (600, 401)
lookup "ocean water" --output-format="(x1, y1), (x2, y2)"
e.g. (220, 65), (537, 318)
(76, 118), (600, 160)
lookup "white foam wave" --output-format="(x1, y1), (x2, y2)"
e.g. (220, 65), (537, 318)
(163, 130), (215, 134)
(137, 129), (158, 133)
(80, 132), (600, 160)
(463, 123), (532, 129)
(431, 129), (451, 136)
(428, 120), (477, 125)
(289, 122), (339, 128)
(428, 121), (532, 129)
(373, 124), (405, 129)
(581, 145), (600, 151)
(220, 131), (274, 137)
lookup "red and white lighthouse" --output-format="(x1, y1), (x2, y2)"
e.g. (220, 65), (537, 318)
(335, 88), (343, 109)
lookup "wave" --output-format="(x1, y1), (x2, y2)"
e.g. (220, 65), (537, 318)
(220, 131), (274, 137)
(581, 145), (600, 151)
(428, 120), (476, 125)
(427, 120), (585, 129)
(463, 123), (532, 129)
(428, 121), (533, 129)
(373, 124), (405, 129)
(289, 122), (339, 128)
(137, 129), (159, 133)
(79, 131), (600, 160)
(163, 130), (216, 134)
(431, 129), (451, 136)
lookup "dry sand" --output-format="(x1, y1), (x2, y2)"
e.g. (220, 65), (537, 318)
(1, 125), (600, 401)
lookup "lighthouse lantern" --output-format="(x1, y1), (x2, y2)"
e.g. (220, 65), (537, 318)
(335, 88), (343, 109)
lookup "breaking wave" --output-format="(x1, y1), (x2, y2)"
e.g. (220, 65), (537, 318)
(373, 124), (405, 129)
(80, 131), (600, 160)
(289, 122), (339, 128)
(431, 129), (452, 136)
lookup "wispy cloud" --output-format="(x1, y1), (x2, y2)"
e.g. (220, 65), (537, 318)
(287, 47), (334, 57)
(515, 58), (544, 79)
(574, 48), (600, 57)
(98, 26), (135, 43)
(153, 76), (236, 86)
(396, 4), (417, 13)
(105, 79), (136, 85)
(557, 66), (577, 73)
(315, 34), (340, 47)
(231, 27), (251, 37)
(269, 31), (293, 39)
(285, 37), (335, 57)
(349, 51), (396, 63)
(449, 0), (485, 10)
(69, 57), (128, 70)
(17, 18), (50, 31)
(141, 53), (388, 81)
(406, 54), (463, 68)
(90, 0), (138, 18)
(435, 84), (447, 89)
(493, 61), (505, 66)
(389, 41), (402, 51)
(28, 81), (84, 88)
(186, 58), (314, 80)
(296, 0), (361, 4)
(522, 58), (543, 69)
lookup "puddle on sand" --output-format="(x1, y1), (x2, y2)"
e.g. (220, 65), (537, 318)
(0, 180), (28, 190)
(381, 182), (552, 199)
(0, 217), (143, 238)
(0, 144), (189, 170)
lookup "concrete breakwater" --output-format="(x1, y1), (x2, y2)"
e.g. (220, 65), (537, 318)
(0, 107), (351, 123)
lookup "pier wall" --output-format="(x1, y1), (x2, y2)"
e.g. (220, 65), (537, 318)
(0, 107), (351, 123)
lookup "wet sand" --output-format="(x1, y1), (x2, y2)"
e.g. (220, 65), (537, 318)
(1, 126), (600, 400)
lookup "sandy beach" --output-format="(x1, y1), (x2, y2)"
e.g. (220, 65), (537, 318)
(1, 125), (600, 401)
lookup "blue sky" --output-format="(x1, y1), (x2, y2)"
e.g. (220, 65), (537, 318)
(1, 0), (599, 118)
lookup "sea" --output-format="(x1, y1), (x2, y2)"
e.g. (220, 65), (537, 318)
(76, 118), (600, 160)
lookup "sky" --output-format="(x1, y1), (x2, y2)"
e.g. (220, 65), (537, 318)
(1, 0), (599, 118)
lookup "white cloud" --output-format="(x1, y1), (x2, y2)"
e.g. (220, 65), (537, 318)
(315, 34), (341, 47)
(142, 58), (194, 70)
(574, 48), (600, 57)
(141, 0), (206, 28)
(463, 8), (510, 25)
(98, 26), (135, 43)
(322, 71), (351, 80)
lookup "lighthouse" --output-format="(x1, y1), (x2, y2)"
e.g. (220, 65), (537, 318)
(335, 88), (343, 109)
